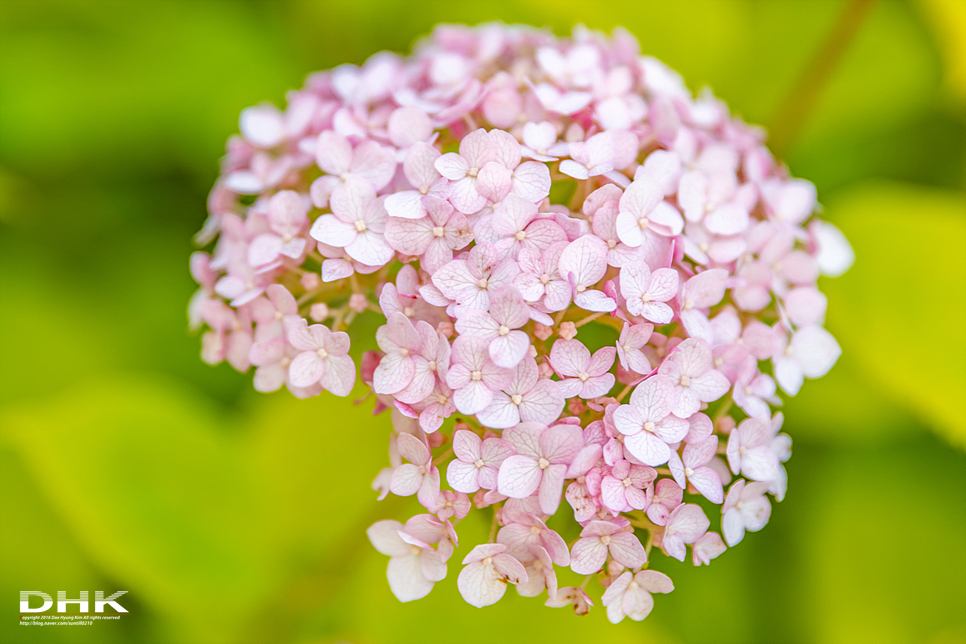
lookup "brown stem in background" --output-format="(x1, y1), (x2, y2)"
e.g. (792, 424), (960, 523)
(768, 0), (879, 158)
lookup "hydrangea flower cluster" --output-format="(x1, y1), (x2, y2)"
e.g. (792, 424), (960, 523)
(190, 23), (854, 622)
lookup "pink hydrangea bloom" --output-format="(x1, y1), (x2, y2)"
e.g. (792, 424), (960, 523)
(193, 23), (850, 621)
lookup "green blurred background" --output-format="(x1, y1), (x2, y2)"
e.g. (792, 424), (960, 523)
(1, 1), (964, 643)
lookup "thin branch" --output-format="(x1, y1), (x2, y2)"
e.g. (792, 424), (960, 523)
(768, 0), (879, 157)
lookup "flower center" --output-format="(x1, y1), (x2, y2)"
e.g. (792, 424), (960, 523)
(685, 466), (694, 477)
(641, 293), (652, 303)
(399, 348), (410, 357)
(468, 167), (479, 178)
(680, 375), (691, 387)
(644, 421), (655, 432)
(411, 545), (422, 556)
(436, 394), (448, 404)
(530, 526), (541, 536)
(474, 458), (485, 469)
(403, 306), (415, 317)
(274, 310), (284, 320)
(622, 477), (632, 487)
(600, 535), (611, 545)
(471, 370), (483, 381)
(683, 299), (695, 310)
(354, 220), (367, 232)
(607, 239), (617, 249)
(540, 274), (551, 284)
(576, 284), (586, 293)
(638, 218), (649, 230)
(511, 394), (523, 406)
(499, 325), (510, 336)
(578, 372), (590, 382)
(538, 457), (550, 469)
(515, 230), (526, 241)
(433, 226), (445, 237)
(477, 278), (488, 289)
(316, 348), (328, 358)
(482, 556), (493, 566)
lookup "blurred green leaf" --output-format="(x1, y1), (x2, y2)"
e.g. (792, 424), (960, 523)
(1, 376), (272, 643)
(800, 438), (966, 643)
(0, 448), (135, 644)
(822, 182), (966, 447)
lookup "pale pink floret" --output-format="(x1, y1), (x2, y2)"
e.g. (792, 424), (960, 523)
(309, 175), (394, 266)
(477, 356), (565, 429)
(200, 300), (252, 370)
(619, 262), (679, 324)
(249, 337), (320, 398)
(435, 490), (471, 521)
(546, 586), (594, 614)
(772, 325), (841, 396)
(446, 430), (513, 494)
(677, 269), (729, 343)
(662, 503), (710, 562)
(667, 436), (723, 503)
(616, 323), (654, 375)
(497, 513), (570, 566)
(432, 243), (520, 313)
(445, 335), (514, 415)
(726, 417), (781, 483)
(521, 121), (569, 161)
(517, 545), (559, 600)
(247, 190), (309, 267)
(514, 242), (572, 312)
(490, 195), (567, 260)
(497, 422), (583, 514)
(721, 479), (772, 546)
(601, 570), (673, 624)
(250, 284), (299, 342)
(434, 129), (500, 214)
(692, 531), (727, 566)
(389, 432), (441, 510)
(311, 130), (396, 207)
(384, 195), (472, 274)
(373, 312), (425, 396)
(732, 356), (777, 419)
(647, 478), (683, 526)
(284, 317), (355, 395)
(414, 382), (457, 434)
(612, 374), (688, 466)
(548, 339), (617, 399)
(454, 286), (532, 369)
(239, 103), (285, 148)
(384, 142), (451, 220)
(457, 543), (528, 608)
(658, 338), (730, 418)
(558, 235), (616, 312)
(367, 517), (448, 602)
(600, 460), (657, 513)
(560, 131), (618, 179)
(615, 175), (684, 251)
(570, 518), (647, 574)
